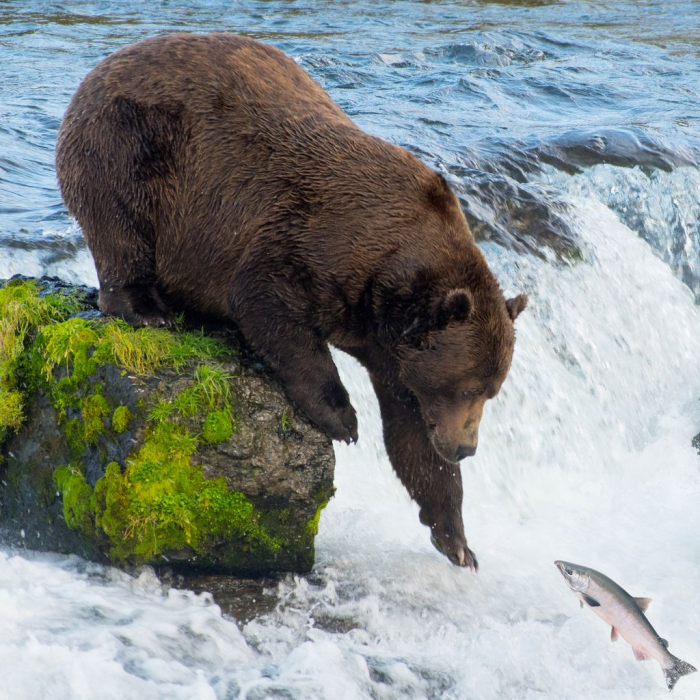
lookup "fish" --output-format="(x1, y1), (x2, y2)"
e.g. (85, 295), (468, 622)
(555, 560), (697, 691)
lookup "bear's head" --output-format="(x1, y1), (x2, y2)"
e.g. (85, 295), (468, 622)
(391, 283), (527, 463)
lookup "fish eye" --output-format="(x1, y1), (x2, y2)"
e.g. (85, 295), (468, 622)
(565, 568), (573, 575)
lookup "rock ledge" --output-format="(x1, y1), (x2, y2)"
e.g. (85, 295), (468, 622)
(0, 277), (334, 575)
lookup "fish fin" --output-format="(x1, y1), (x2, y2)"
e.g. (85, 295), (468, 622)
(659, 638), (669, 648)
(664, 656), (697, 691)
(611, 627), (619, 643)
(582, 594), (600, 608)
(632, 646), (652, 662)
(634, 597), (652, 613)
(632, 647), (651, 661)
(579, 600), (583, 609)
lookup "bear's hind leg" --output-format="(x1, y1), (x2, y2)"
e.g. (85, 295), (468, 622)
(56, 98), (177, 327)
(370, 374), (477, 570)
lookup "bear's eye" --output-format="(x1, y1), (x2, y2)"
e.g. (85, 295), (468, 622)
(462, 387), (483, 400)
(413, 335), (431, 351)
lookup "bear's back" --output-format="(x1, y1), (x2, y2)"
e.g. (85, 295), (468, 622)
(56, 34), (467, 319)
(78, 33), (347, 126)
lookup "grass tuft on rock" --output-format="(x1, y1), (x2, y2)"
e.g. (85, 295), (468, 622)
(39, 317), (231, 384)
(0, 279), (85, 440)
(149, 363), (236, 430)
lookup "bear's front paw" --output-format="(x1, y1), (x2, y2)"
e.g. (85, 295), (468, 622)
(318, 403), (358, 445)
(430, 529), (478, 572)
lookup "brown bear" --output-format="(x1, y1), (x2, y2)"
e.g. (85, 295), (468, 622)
(55, 33), (527, 570)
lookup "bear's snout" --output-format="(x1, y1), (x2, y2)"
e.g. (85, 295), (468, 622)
(431, 434), (478, 463)
(427, 399), (485, 463)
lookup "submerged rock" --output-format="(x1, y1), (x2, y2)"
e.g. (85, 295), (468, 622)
(423, 125), (700, 263)
(451, 168), (578, 260)
(536, 128), (699, 175)
(0, 277), (334, 575)
(415, 147), (581, 260)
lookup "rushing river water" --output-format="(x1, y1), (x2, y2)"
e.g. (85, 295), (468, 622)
(1, 1), (700, 698)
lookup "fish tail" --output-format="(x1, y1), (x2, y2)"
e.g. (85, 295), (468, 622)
(664, 656), (697, 691)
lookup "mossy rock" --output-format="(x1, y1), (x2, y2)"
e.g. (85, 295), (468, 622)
(0, 277), (334, 575)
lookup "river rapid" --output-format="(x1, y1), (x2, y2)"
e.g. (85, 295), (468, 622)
(1, 1), (699, 698)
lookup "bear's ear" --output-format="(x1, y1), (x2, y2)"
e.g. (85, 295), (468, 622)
(505, 293), (528, 321)
(430, 288), (473, 330)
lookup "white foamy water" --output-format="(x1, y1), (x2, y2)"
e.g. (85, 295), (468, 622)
(1, 168), (699, 699)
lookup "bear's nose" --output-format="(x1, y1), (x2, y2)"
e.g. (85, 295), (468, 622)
(454, 444), (477, 461)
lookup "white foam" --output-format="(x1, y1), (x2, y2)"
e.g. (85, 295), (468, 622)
(1, 168), (699, 698)
(0, 554), (251, 699)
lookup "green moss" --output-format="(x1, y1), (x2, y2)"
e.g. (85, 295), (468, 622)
(112, 405), (133, 434)
(0, 390), (24, 434)
(202, 410), (234, 444)
(54, 377), (82, 412)
(60, 391), (111, 453)
(304, 484), (336, 540)
(63, 418), (86, 458)
(53, 464), (96, 537)
(306, 498), (330, 537)
(81, 391), (111, 444)
(43, 324), (247, 566)
(53, 422), (281, 564)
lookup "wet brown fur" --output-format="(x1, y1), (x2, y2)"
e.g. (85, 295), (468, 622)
(55, 33), (527, 568)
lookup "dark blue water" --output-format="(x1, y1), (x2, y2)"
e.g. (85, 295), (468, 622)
(1, 3), (700, 699)
(1, 1), (699, 275)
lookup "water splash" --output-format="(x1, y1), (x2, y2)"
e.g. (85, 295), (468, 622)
(548, 165), (700, 300)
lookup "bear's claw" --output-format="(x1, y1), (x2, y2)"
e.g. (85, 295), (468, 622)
(430, 531), (478, 572)
(334, 405), (358, 445)
(99, 285), (175, 329)
(130, 311), (175, 328)
(314, 403), (358, 445)
(458, 548), (479, 572)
